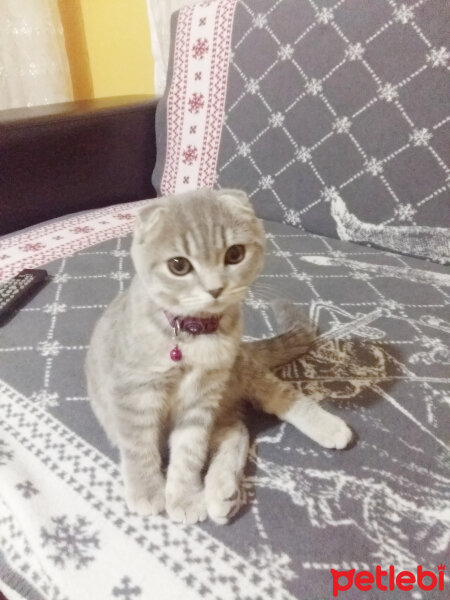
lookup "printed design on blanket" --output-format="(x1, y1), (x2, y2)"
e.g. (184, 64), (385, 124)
(40, 515), (100, 570)
(300, 255), (450, 287)
(249, 443), (450, 566)
(0, 201), (150, 282)
(160, 0), (237, 194)
(220, 0), (450, 262)
(0, 216), (449, 598)
(331, 196), (450, 264)
(0, 379), (296, 600)
(153, 0), (450, 262)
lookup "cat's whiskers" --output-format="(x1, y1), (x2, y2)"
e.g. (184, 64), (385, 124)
(251, 281), (279, 294)
(180, 286), (249, 309)
(248, 288), (276, 302)
(225, 286), (247, 299)
(251, 281), (298, 303)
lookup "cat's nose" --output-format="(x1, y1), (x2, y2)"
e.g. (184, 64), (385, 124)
(208, 287), (224, 299)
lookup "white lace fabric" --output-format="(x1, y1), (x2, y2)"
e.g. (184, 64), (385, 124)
(0, 0), (73, 110)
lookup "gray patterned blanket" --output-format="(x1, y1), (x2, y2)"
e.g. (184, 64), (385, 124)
(0, 203), (449, 599)
(153, 0), (450, 263)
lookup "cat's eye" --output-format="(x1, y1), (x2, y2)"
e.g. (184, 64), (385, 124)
(167, 257), (193, 276)
(225, 244), (245, 265)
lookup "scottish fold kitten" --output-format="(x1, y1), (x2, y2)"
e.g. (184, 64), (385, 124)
(86, 188), (352, 525)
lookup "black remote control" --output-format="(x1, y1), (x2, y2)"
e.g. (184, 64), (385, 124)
(0, 269), (49, 325)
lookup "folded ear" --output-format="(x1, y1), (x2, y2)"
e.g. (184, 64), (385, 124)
(134, 200), (168, 244)
(217, 188), (254, 215)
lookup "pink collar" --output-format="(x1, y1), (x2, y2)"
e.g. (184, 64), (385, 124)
(164, 311), (221, 335)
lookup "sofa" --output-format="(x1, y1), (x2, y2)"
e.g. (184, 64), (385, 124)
(0, 1), (449, 599)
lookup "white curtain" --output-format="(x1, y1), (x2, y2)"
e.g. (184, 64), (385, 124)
(0, 0), (73, 111)
(146, 0), (200, 95)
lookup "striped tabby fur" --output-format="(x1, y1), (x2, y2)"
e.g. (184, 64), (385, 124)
(86, 189), (352, 525)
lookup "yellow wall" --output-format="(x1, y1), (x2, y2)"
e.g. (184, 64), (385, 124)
(59, 0), (94, 100)
(60, 0), (154, 100)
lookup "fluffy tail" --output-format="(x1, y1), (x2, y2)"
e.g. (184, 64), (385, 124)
(243, 299), (315, 369)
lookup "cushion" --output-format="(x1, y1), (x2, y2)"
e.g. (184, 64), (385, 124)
(153, 0), (450, 263)
(1, 204), (449, 598)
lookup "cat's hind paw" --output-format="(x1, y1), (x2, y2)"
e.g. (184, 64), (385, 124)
(205, 473), (242, 525)
(304, 412), (353, 450)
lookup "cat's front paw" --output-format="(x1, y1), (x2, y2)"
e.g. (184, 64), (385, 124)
(306, 412), (353, 450)
(125, 486), (165, 516)
(166, 487), (207, 525)
(205, 473), (241, 525)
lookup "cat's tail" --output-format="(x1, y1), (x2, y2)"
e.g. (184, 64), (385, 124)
(244, 299), (315, 369)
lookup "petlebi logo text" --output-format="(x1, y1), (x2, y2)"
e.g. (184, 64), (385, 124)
(331, 564), (446, 597)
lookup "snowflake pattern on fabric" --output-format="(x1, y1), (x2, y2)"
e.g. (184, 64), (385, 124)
(36, 341), (63, 357)
(395, 204), (417, 222)
(278, 44), (294, 60)
(296, 146), (312, 163)
(378, 83), (399, 102)
(260, 175), (274, 189)
(305, 79), (323, 96)
(284, 209), (301, 226)
(188, 92), (205, 114)
(333, 117), (352, 134)
(317, 7), (333, 24)
(182, 145), (199, 165)
(43, 303), (67, 316)
(346, 43), (365, 61)
(365, 157), (384, 176)
(41, 515), (100, 569)
(253, 13), (268, 28)
(409, 128), (432, 147)
(245, 79), (260, 94)
(427, 46), (449, 67)
(16, 480), (39, 499)
(238, 142), (251, 157)
(192, 38), (209, 60)
(269, 112), (285, 128)
(393, 4), (414, 24)
(112, 577), (142, 599)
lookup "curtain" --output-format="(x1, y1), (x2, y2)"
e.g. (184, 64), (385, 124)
(0, 0), (73, 110)
(146, 0), (200, 95)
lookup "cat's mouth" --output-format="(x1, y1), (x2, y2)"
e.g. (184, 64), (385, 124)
(179, 287), (247, 314)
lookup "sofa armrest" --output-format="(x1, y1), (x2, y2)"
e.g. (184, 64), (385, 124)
(0, 95), (158, 235)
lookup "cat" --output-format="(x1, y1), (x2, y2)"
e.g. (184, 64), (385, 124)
(85, 188), (353, 525)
